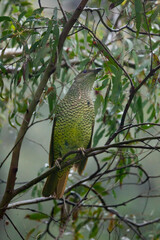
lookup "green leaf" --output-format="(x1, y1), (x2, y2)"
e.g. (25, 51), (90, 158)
(95, 78), (109, 91)
(47, 87), (56, 114)
(137, 96), (144, 123)
(17, 101), (27, 113)
(33, 8), (44, 15)
(93, 124), (105, 147)
(51, 24), (59, 59)
(110, 65), (122, 103)
(0, 33), (13, 42)
(132, 50), (139, 68)
(93, 182), (107, 196)
(89, 222), (99, 238)
(94, 93), (103, 115)
(75, 219), (91, 233)
(109, 0), (126, 9)
(125, 38), (133, 52)
(0, 63), (7, 73)
(96, 41), (116, 66)
(25, 228), (35, 240)
(151, 5), (160, 22)
(25, 213), (48, 221)
(0, 16), (12, 22)
(41, 20), (53, 47)
(0, 76), (4, 97)
(112, 189), (117, 198)
(134, 0), (143, 35)
(98, 0), (102, 7)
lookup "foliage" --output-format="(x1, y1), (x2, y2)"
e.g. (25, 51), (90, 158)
(0, 0), (160, 239)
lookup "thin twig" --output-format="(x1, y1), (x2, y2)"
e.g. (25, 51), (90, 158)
(5, 214), (25, 240)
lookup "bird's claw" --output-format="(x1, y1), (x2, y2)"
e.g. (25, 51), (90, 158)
(78, 147), (86, 157)
(55, 158), (62, 169)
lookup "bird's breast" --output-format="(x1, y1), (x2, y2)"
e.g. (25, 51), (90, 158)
(53, 96), (95, 158)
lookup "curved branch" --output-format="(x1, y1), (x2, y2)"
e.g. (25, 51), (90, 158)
(107, 64), (160, 144)
(0, 0), (89, 219)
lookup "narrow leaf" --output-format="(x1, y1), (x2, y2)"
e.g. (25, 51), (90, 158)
(134, 0), (143, 35)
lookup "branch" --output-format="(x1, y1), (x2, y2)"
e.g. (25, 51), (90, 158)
(84, 7), (160, 37)
(120, 64), (160, 128)
(0, 0), (89, 219)
(107, 64), (160, 144)
(8, 134), (160, 199)
(7, 197), (54, 209)
(5, 214), (25, 240)
(13, 154), (81, 196)
(81, 24), (134, 88)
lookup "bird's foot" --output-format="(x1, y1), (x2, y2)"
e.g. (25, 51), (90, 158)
(55, 158), (62, 169)
(78, 147), (86, 157)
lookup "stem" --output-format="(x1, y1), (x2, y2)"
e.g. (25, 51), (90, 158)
(0, 0), (89, 219)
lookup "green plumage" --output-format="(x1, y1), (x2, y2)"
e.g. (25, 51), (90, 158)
(42, 69), (101, 198)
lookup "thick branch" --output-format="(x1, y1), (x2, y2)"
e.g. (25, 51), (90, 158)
(0, 0), (89, 219)
(2, 134), (160, 202)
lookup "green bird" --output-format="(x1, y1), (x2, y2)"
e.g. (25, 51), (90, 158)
(42, 68), (101, 198)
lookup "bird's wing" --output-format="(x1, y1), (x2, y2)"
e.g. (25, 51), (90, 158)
(49, 117), (56, 167)
(75, 121), (94, 175)
(87, 120), (95, 149)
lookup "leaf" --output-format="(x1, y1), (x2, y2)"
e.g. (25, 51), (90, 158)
(25, 213), (48, 221)
(0, 16), (12, 22)
(0, 62), (7, 74)
(95, 78), (109, 91)
(93, 124), (105, 147)
(47, 86), (56, 114)
(96, 41), (116, 66)
(110, 65), (122, 103)
(33, 8), (44, 15)
(89, 222), (99, 238)
(18, 11), (27, 21)
(125, 38), (133, 52)
(41, 20), (53, 47)
(108, 216), (117, 233)
(112, 189), (117, 198)
(98, 0), (102, 6)
(94, 93), (103, 115)
(137, 96), (144, 123)
(0, 33), (13, 42)
(17, 101), (27, 113)
(75, 219), (90, 233)
(8, 112), (17, 129)
(0, 76), (4, 94)
(25, 228), (35, 240)
(109, 0), (126, 9)
(51, 24), (59, 59)
(134, 0), (143, 35)
(93, 182), (107, 196)
(132, 50), (139, 68)
(151, 5), (160, 22)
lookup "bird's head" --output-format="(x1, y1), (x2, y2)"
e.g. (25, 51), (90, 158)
(74, 68), (102, 89)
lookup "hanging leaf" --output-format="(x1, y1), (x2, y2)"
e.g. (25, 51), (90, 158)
(134, 0), (143, 35)
(47, 86), (57, 114)
(0, 16), (12, 22)
(110, 65), (122, 103)
(25, 213), (48, 221)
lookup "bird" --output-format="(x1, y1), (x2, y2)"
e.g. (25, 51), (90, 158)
(42, 68), (101, 198)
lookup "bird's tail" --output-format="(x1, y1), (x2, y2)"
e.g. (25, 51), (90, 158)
(42, 170), (70, 199)
(74, 157), (88, 175)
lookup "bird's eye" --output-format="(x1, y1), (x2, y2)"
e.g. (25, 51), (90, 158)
(83, 70), (87, 73)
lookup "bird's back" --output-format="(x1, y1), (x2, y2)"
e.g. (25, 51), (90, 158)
(51, 89), (95, 167)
